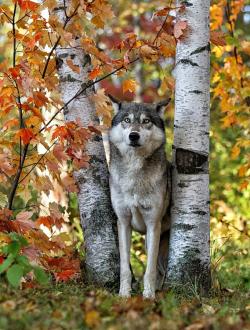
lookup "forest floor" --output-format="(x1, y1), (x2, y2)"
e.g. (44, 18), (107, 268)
(0, 245), (249, 330)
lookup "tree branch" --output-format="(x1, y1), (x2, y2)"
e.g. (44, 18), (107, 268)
(38, 57), (139, 134)
(8, 143), (29, 210)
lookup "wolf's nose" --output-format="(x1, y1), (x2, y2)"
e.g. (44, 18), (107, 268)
(129, 132), (140, 141)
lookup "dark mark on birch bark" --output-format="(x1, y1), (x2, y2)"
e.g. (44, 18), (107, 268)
(174, 223), (195, 231)
(190, 43), (210, 56)
(60, 75), (81, 82)
(83, 54), (91, 67)
(56, 57), (63, 70)
(178, 181), (189, 188)
(189, 90), (203, 94)
(179, 59), (199, 67)
(176, 148), (208, 174)
(193, 210), (207, 216)
(181, 1), (193, 6)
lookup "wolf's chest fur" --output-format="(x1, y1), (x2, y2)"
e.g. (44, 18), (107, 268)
(109, 145), (168, 233)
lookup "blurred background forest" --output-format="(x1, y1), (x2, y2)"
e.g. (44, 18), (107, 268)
(0, 0), (249, 329)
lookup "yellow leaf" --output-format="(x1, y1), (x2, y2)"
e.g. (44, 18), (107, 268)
(122, 79), (136, 94)
(91, 16), (104, 29)
(85, 310), (100, 328)
(210, 4), (223, 30)
(25, 116), (42, 129)
(231, 145), (240, 160)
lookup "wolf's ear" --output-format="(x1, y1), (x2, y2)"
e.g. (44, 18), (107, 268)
(155, 98), (171, 119)
(108, 94), (121, 115)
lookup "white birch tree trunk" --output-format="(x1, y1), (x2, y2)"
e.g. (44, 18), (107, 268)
(167, 0), (211, 292)
(55, 0), (119, 288)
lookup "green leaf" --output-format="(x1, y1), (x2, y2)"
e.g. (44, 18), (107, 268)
(7, 241), (21, 257)
(0, 255), (14, 274)
(16, 255), (30, 267)
(9, 233), (28, 247)
(34, 267), (49, 285)
(16, 255), (32, 274)
(6, 264), (23, 288)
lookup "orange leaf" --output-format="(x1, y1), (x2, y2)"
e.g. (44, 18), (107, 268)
(37, 216), (54, 229)
(33, 92), (49, 107)
(122, 79), (136, 94)
(240, 180), (249, 191)
(16, 128), (35, 144)
(52, 126), (70, 140)
(174, 20), (187, 39)
(88, 67), (101, 80)
(66, 59), (80, 74)
(210, 31), (226, 46)
(17, 0), (39, 11)
(9, 67), (20, 78)
(159, 45), (175, 57)
(55, 269), (78, 282)
(154, 7), (171, 17)
(238, 165), (248, 177)
(3, 118), (19, 130)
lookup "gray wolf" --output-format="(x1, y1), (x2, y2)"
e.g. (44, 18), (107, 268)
(108, 97), (171, 299)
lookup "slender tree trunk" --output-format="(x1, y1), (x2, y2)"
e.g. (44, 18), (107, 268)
(55, 0), (119, 289)
(167, 0), (211, 292)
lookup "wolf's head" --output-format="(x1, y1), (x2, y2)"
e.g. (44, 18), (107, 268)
(109, 98), (170, 157)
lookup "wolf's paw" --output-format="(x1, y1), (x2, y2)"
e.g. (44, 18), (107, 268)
(143, 289), (155, 300)
(119, 287), (131, 298)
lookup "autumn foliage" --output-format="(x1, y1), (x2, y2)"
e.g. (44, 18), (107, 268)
(0, 0), (249, 288)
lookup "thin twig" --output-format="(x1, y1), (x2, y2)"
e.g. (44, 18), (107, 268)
(152, 0), (173, 45)
(41, 3), (80, 78)
(2, 11), (12, 23)
(12, 3), (17, 67)
(38, 57), (139, 134)
(18, 141), (57, 185)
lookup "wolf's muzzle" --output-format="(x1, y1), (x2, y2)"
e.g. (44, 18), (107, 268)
(129, 132), (140, 142)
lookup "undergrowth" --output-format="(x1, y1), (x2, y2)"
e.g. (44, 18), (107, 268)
(0, 240), (249, 330)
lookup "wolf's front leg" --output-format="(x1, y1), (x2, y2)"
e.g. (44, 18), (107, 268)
(143, 221), (161, 299)
(118, 220), (132, 297)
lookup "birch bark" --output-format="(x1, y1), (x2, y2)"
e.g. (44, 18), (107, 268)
(55, 0), (119, 288)
(167, 0), (211, 292)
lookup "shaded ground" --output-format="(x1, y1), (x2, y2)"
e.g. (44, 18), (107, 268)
(0, 245), (249, 330)
(0, 283), (249, 330)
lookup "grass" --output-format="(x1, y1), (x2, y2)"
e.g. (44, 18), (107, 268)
(0, 243), (249, 330)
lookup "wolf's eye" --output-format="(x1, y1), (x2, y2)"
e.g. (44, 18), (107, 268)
(124, 117), (130, 123)
(143, 118), (150, 124)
